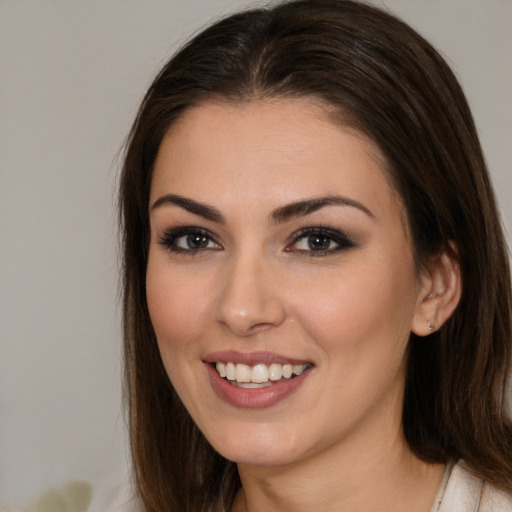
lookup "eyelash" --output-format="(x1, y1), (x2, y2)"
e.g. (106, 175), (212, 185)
(157, 226), (355, 257)
(158, 227), (220, 255)
(286, 227), (355, 257)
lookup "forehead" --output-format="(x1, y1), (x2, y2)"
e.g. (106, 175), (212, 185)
(150, 98), (404, 222)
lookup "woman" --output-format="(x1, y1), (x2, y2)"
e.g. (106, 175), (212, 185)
(119, 1), (512, 510)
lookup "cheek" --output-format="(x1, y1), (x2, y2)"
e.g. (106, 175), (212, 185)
(292, 256), (418, 364)
(146, 257), (212, 359)
(145, 258), (217, 416)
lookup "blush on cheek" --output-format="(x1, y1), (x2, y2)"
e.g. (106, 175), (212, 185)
(147, 270), (211, 355)
(302, 278), (411, 364)
(299, 288), (371, 338)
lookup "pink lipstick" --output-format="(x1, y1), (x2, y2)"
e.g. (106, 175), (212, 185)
(203, 351), (314, 409)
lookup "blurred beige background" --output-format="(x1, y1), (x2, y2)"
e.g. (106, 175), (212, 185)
(1, 0), (510, 510)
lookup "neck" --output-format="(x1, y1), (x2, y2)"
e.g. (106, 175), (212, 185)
(232, 426), (444, 512)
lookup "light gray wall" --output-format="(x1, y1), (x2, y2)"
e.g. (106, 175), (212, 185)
(1, 1), (510, 510)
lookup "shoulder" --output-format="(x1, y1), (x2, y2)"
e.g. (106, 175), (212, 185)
(438, 461), (512, 512)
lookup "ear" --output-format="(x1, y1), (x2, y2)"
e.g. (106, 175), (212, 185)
(411, 246), (462, 337)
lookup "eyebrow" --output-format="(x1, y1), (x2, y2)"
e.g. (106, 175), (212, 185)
(151, 194), (225, 223)
(270, 195), (374, 223)
(150, 193), (374, 223)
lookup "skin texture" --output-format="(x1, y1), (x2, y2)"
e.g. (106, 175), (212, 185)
(146, 99), (461, 511)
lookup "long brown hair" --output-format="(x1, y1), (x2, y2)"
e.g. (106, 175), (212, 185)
(119, 1), (512, 510)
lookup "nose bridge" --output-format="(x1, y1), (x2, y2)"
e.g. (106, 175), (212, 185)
(215, 246), (285, 335)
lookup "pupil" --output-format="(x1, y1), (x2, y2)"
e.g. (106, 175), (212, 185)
(187, 234), (208, 248)
(308, 235), (330, 250)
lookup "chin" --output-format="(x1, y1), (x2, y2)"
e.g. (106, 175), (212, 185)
(206, 421), (306, 467)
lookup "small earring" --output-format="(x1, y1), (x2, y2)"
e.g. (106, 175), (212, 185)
(428, 321), (436, 332)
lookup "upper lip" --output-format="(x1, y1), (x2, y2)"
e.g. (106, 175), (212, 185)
(203, 350), (313, 367)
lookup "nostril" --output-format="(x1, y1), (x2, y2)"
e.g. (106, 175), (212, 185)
(216, 302), (286, 336)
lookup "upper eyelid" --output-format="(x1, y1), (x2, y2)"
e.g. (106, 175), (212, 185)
(158, 226), (220, 247)
(159, 225), (213, 237)
(156, 221), (219, 238)
(157, 224), (355, 249)
(285, 226), (356, 253)
(290, 226), (354, 242)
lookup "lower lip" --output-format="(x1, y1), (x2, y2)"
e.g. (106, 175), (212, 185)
(205, 363), (313, 409)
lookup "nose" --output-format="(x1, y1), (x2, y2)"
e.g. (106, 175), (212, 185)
(214, 252), (286, 336)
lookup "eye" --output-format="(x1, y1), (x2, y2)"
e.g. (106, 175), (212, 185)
(286, 227), (355, 256)
(295, 233), (337, 251)
(158, 227), (221, 253)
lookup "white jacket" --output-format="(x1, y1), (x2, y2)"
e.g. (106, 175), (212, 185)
(432, 462), (512, 512)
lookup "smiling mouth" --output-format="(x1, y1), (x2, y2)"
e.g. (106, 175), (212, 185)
(214, 362), (312, 388)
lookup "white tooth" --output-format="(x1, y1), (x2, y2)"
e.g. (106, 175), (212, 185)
(292, 364), (305, 376)
(226, 362), (236, 381)
(234, 381), (272, 388)
(235, 363), (251, 383)
(251, 363), (269, 383)
(216, 362), (226, 378)
(269, 363), (283, 381)
(282, 364), (293, 379)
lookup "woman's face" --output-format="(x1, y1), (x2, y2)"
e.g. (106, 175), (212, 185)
(146, 98), (428, 467)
